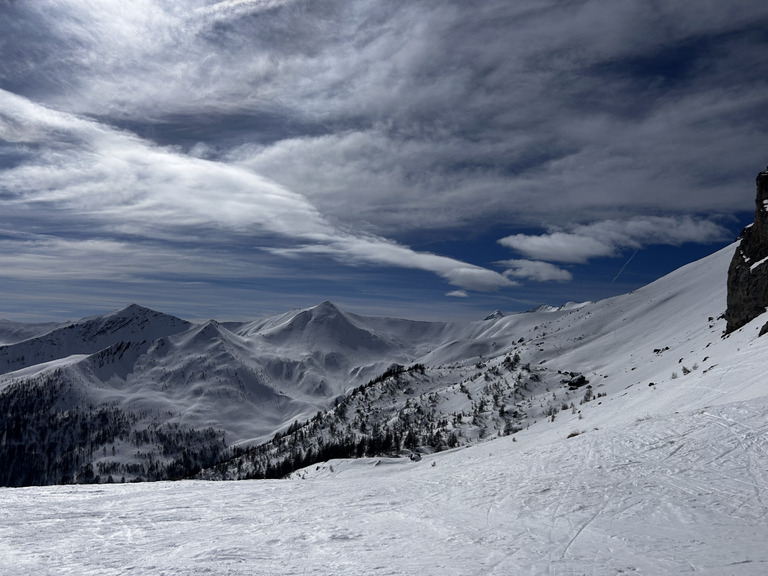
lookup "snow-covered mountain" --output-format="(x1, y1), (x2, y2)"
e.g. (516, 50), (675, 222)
(0, 319), (60, 346)
(2, 242), (767, 487)
(0, 304), (192, 375)
(2, 240), (767, 574)
(204, 243), (768, 480)
(0, 299), (455, 484)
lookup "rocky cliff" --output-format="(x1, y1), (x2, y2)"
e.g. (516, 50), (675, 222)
(725, 166), (768, 334)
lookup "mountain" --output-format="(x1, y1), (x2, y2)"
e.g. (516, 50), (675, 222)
(3, 241), (767, 574)
(0, 304), (192, 376)
(2, 241), (768, 486)
(0, 300), (454, 485)
(483, 309), (504, 320)
(237, 300), (453, 388)
(204, 243), (759, 480)
(0, 319), (60, 345)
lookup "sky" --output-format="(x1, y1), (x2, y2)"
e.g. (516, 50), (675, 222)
(1, 0), (767, 323)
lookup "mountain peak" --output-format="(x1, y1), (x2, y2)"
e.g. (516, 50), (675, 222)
(527, 304), (559, 313)
(182, 319), (227, 346)
(484, 310), (504, 321)
(114, 303), (153, 316)
(313, 301), (341, 314)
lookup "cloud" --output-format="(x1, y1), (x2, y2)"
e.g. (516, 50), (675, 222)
(0, 90), (511, 293)
(268, 234), (515, 292)
(2, 1), (765, 238)
(499, 260), (573, 282)
(196, 0), (298, 19)
(446, 290), (468, 298)
(0, 90), (332, 239)
(1, 1), (766, 319)
(498, 216), (731, 263)
(499, 234), (615, 264)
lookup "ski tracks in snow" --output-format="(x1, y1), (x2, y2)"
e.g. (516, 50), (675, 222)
(462, 398), (768, 575)
(2, 398), (768, 575)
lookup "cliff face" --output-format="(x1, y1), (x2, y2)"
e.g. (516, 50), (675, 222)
(725, 166), (768, 334)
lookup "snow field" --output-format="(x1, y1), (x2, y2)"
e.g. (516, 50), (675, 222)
(2, 391), (767, 576)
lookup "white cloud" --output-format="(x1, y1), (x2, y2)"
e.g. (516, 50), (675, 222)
(268, 234), (516, 292)
(0, 90), (333, 238)
(498, 216), (731, 264)
(2, 0), (765, 237)
(498, 234), (614, 264)
(0, 90), (512, 293)
(499, 260), (573, 282)
(446, 290), (468, 298)
(1, 0), (764, 319)
(196, 0), (297, 19)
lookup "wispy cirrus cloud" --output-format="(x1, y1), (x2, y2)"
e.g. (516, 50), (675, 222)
(0, 90), (511, 295)
(266, 234), (514, 292)
(3, 1), (766, 235)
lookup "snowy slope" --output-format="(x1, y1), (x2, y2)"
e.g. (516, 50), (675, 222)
(76, 319), (312, 443)
(0, 320), (59, 345)
(205, 244), (764, 480)
(0, 300), (464, 484)
(2, 242), (768, 572)
(236, 300), (455, 393)
(1, 300), (458, 462)
(1, 398), (766, 575)
(2, 243), (768, 487)
(0, 304), (191, 375)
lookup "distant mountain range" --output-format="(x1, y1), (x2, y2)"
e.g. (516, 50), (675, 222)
(2, 242), (766, 485)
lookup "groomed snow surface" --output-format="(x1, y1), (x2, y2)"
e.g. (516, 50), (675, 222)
(2, 244), (768, 575)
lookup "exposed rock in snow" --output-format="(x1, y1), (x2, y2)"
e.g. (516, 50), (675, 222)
(725, 165), (768, 333)
(483, 309), (504, 321)
(526, 301), (589, 314)
(527, 304), (559, 313)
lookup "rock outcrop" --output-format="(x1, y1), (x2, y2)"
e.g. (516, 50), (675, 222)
(484, 310), (504, 321)
(725, 165), (768, 334)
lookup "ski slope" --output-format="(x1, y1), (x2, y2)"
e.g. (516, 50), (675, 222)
(1, 396), (766, 575)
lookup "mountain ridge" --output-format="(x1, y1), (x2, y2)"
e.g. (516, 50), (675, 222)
(2, 242), (767, 486)
(0, 304), (192, 377)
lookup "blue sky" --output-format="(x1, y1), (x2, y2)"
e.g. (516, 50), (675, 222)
(0, 0), (766, 322)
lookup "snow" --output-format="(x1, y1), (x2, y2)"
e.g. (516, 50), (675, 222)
(2, 242), (768, 573)
(750, 255), (768, 271)
(0, 304), (191, 377)
(1, 396), (766, 575)
(0, 354), (89, 385)
(2, 299), (457, 447)
(0, 320), (59, 345)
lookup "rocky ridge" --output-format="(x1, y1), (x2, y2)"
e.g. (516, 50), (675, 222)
(725, 165), (768, 334)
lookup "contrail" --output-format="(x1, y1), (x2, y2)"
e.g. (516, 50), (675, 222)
(612, 249), (639, 283)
